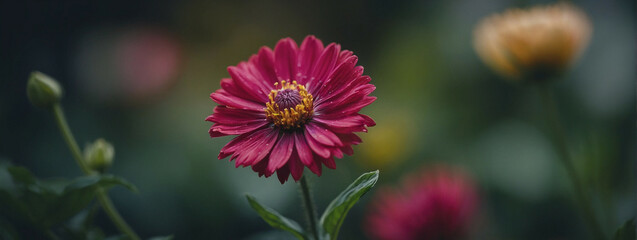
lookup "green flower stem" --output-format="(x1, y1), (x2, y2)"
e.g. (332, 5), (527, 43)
(51, 104), (141, 240)
(52, 105), (90, 175)
(299, 176), (320, 240)
(538, 85), (605, 240)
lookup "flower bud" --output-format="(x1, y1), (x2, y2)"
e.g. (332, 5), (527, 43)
(84, 139), (114, 173)
(27, 71), (63, 109)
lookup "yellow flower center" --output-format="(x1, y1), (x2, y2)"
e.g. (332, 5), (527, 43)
(265, 80), (314, 130)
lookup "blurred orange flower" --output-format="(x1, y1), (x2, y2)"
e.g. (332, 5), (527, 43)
(474, 3), (592, 82)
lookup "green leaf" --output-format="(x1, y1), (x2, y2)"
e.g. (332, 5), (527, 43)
(0, 162), (138, 229)
(64, 175), (138, 193)
(613, 218), (635, 240)
(7, 167), (37, 185)
(45, 175), (137, 226)
(1, 166), (60, 227)
(63, 206), (106, 240)
(0, 190), (32, 225)
(319, 170), (379, 240)
(246, 194), (306, 240)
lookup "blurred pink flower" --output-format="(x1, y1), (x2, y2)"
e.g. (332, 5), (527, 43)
(206, 35), (376, 184)
(116, 29), (182, 102)
(75, 27), (182, 105)
(365, 166), (478, 240)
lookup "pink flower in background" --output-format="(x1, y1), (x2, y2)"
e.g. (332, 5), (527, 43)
(117, 29), (182, 102)
(75, 28), (182, 105)
(206, 35), (376, 184)
(365, 166), (478, 240)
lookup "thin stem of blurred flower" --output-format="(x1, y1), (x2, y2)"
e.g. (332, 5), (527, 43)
(538, 85), (606, 240)
(52, 104), (141, 240)
(299, 176), (320, 240)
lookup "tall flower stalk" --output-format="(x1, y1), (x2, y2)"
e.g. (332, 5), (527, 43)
(27, 72), (141, 240)
(538, 85), (604, 239)
(473, 3), (605, 239)
(299, 176), (319, 240)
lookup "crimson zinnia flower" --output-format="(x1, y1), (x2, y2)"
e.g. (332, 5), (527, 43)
(206, 35), (376, 184)
(365, 166), (478, 240)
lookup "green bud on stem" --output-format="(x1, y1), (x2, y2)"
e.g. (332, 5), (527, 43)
(84, 139), (114, 173)
(27, 71), (63, 109)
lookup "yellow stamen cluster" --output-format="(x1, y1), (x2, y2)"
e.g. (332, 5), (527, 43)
(265, 80), (314, 130)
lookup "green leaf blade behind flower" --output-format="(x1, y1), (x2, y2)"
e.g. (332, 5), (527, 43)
(319, 170), (379, 240)
(0, 162), (138, 229)
(613, 218), (635, 240)
(46, 175), (138, 226)
(6, 166), (37, 185)
(3, 166), (65, 227)
(63, 175), (138, 193)
(245, 194), (306, 240)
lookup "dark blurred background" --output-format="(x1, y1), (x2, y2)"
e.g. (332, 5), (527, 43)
(1, 0), (635, 239)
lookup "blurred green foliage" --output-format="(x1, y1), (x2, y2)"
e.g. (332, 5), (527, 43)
(1, 0), (634, 239)
(0, 161), (136, 239)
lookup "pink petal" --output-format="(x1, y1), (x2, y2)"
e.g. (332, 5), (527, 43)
(319, 155), (336, 169)
(308, 43), (340, 94)
(298, 35), (324, 82)
(316, 66), (365, 105)
(209, 121), (268, 137)
(276, 166), (291, 184)
(313, 115), (366, 133)
(218, 131), (253, 160)
(245, 129), (279, 166)
(316, 56), (359, 99)
(316, 84), (375, 112)
(249, 47), (278, 85)
(337, 133), (363, 145)
(320, 96), (376, 118)
(307, 154), (323, 176)
(315, 75), (371, 109)
(206, 113), (266, 126)
(331, 147), (344, 159)
(288, 152), (305, 181)
(304, 127), (331, 158)
(228, 66), (270, 102)
(207, 106), (265, 125)
(337, 50), (353, 63)
(218, 127), (273, 159)
(234, 128), (278, 167)
(294, 131), (314, 166)
(359, 114), (376, 127)
(267, 133), (295, 175)
(210, 90), (264, 112)
(356, 75), (372, 84)
(251, 158), (269, 177)
(233, 129), (270, 167)
(340, 145), (354, 156)
(274, 38), (299, 81)
(219, 78), (262, 103)
(305, 122), (343, 147)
